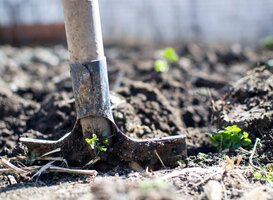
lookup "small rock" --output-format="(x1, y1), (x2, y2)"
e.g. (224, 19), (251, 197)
(7, 175), (17, 185)
(203, 180), (222, 200)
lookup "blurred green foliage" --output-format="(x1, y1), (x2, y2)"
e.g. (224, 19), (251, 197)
(154, 59), (169, 72)
(162, 47), (179, 62)
(253, 165), (273, 184)
(260, 36), (273, 49)
(154, 47), (178, 73)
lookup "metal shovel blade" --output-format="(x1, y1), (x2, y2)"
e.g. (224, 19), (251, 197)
(20, 120), (186, 167)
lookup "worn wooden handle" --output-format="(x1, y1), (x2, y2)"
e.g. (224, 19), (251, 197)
(62, 0), (104, 62)
(62, 0), (111, 139)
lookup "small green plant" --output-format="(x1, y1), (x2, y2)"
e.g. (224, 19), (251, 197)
(154, 59), (169, 72)
(85, 133), (108, 154)
(85, 134), (98, 149)
(260, 36), (273, 49)
(209, 125), (252, 151)
(154, 47), (179, 73)
(253, 165), (273, 184)
(162, 47), (179, 62)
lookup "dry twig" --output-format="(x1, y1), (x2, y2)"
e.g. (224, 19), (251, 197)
(154, 150), (166, 168)
(191, 171), (222, 189)
(162, 167), (225, 180)
(0, 165), (98, 176)
(45, 166), (98, 175)
(0, 157), (29, 174)
(38, 148), (61, 158)
(249, 138), (261, 170)
(32, 161), (55, 178)
(0, 158), (97, 177)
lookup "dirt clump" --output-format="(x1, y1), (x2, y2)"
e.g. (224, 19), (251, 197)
(213, 66), (273, 162)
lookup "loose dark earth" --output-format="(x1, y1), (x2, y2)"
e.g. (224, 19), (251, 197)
(0, 43), (273, 199)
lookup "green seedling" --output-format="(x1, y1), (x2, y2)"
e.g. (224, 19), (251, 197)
(253, 165), (273, 184)
(154, 59), (169, 73)
(154, 47), (179, 73)
(85, 134), (98, 149)
(85, 133), (108, 154)
(260, 36), (273, 49)
(209, 125), (252, 152)
(162, 47), (179, 62)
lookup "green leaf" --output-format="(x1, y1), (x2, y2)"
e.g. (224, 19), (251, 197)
(97, 145), (107, 153)
(242, 138), (251, 146)
(226, 125), (241, 133)
(154, 59), (169, 73)
(243, 132), (249, 138)
(253, 171), (262, 179)
(209, 125), (252, 152)
(102, 138), (109, 146)
(253, 167), (273, 182)
(85, 134), (98, 149)
(162, 47), (179, 62)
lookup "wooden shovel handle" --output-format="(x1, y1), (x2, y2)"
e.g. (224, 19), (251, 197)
(62, 0), (104, 62)
(62, 0), (111, 139)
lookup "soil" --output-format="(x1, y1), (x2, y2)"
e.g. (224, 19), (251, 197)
(0, 43), (273, 199)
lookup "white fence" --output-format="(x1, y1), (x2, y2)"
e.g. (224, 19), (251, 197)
(0, 0), (273, 44)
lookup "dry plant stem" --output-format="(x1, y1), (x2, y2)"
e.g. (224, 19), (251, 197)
(249, 138), (261, 170)
(0, 157), (28, 174)
(38, 148), (61, 158)
(62, 0), (111, 138)
(191, 171), (222, 189)
(45, 166), (97, 175)
(162, 167), (225, 180)
(0, 169), (13, 173)
(234, 169), (249, 184)
(37, 157), (69, 167)
(154, 150), (166, 168)
(32, 161), (56, 178)
(0, 165), (97, 176)
(84, 156), (101, 167)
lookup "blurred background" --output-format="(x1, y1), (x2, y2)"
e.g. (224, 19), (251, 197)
(0, 0), (273, 45)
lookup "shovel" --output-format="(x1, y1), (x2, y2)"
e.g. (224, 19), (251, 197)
(20, 0), (186, 167)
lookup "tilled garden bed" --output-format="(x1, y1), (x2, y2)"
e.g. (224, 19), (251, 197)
(0, 43), (272, 199)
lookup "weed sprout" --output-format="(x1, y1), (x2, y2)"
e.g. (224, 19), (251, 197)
(209, 125), (252, 152)
(154, 47), (178, 73)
